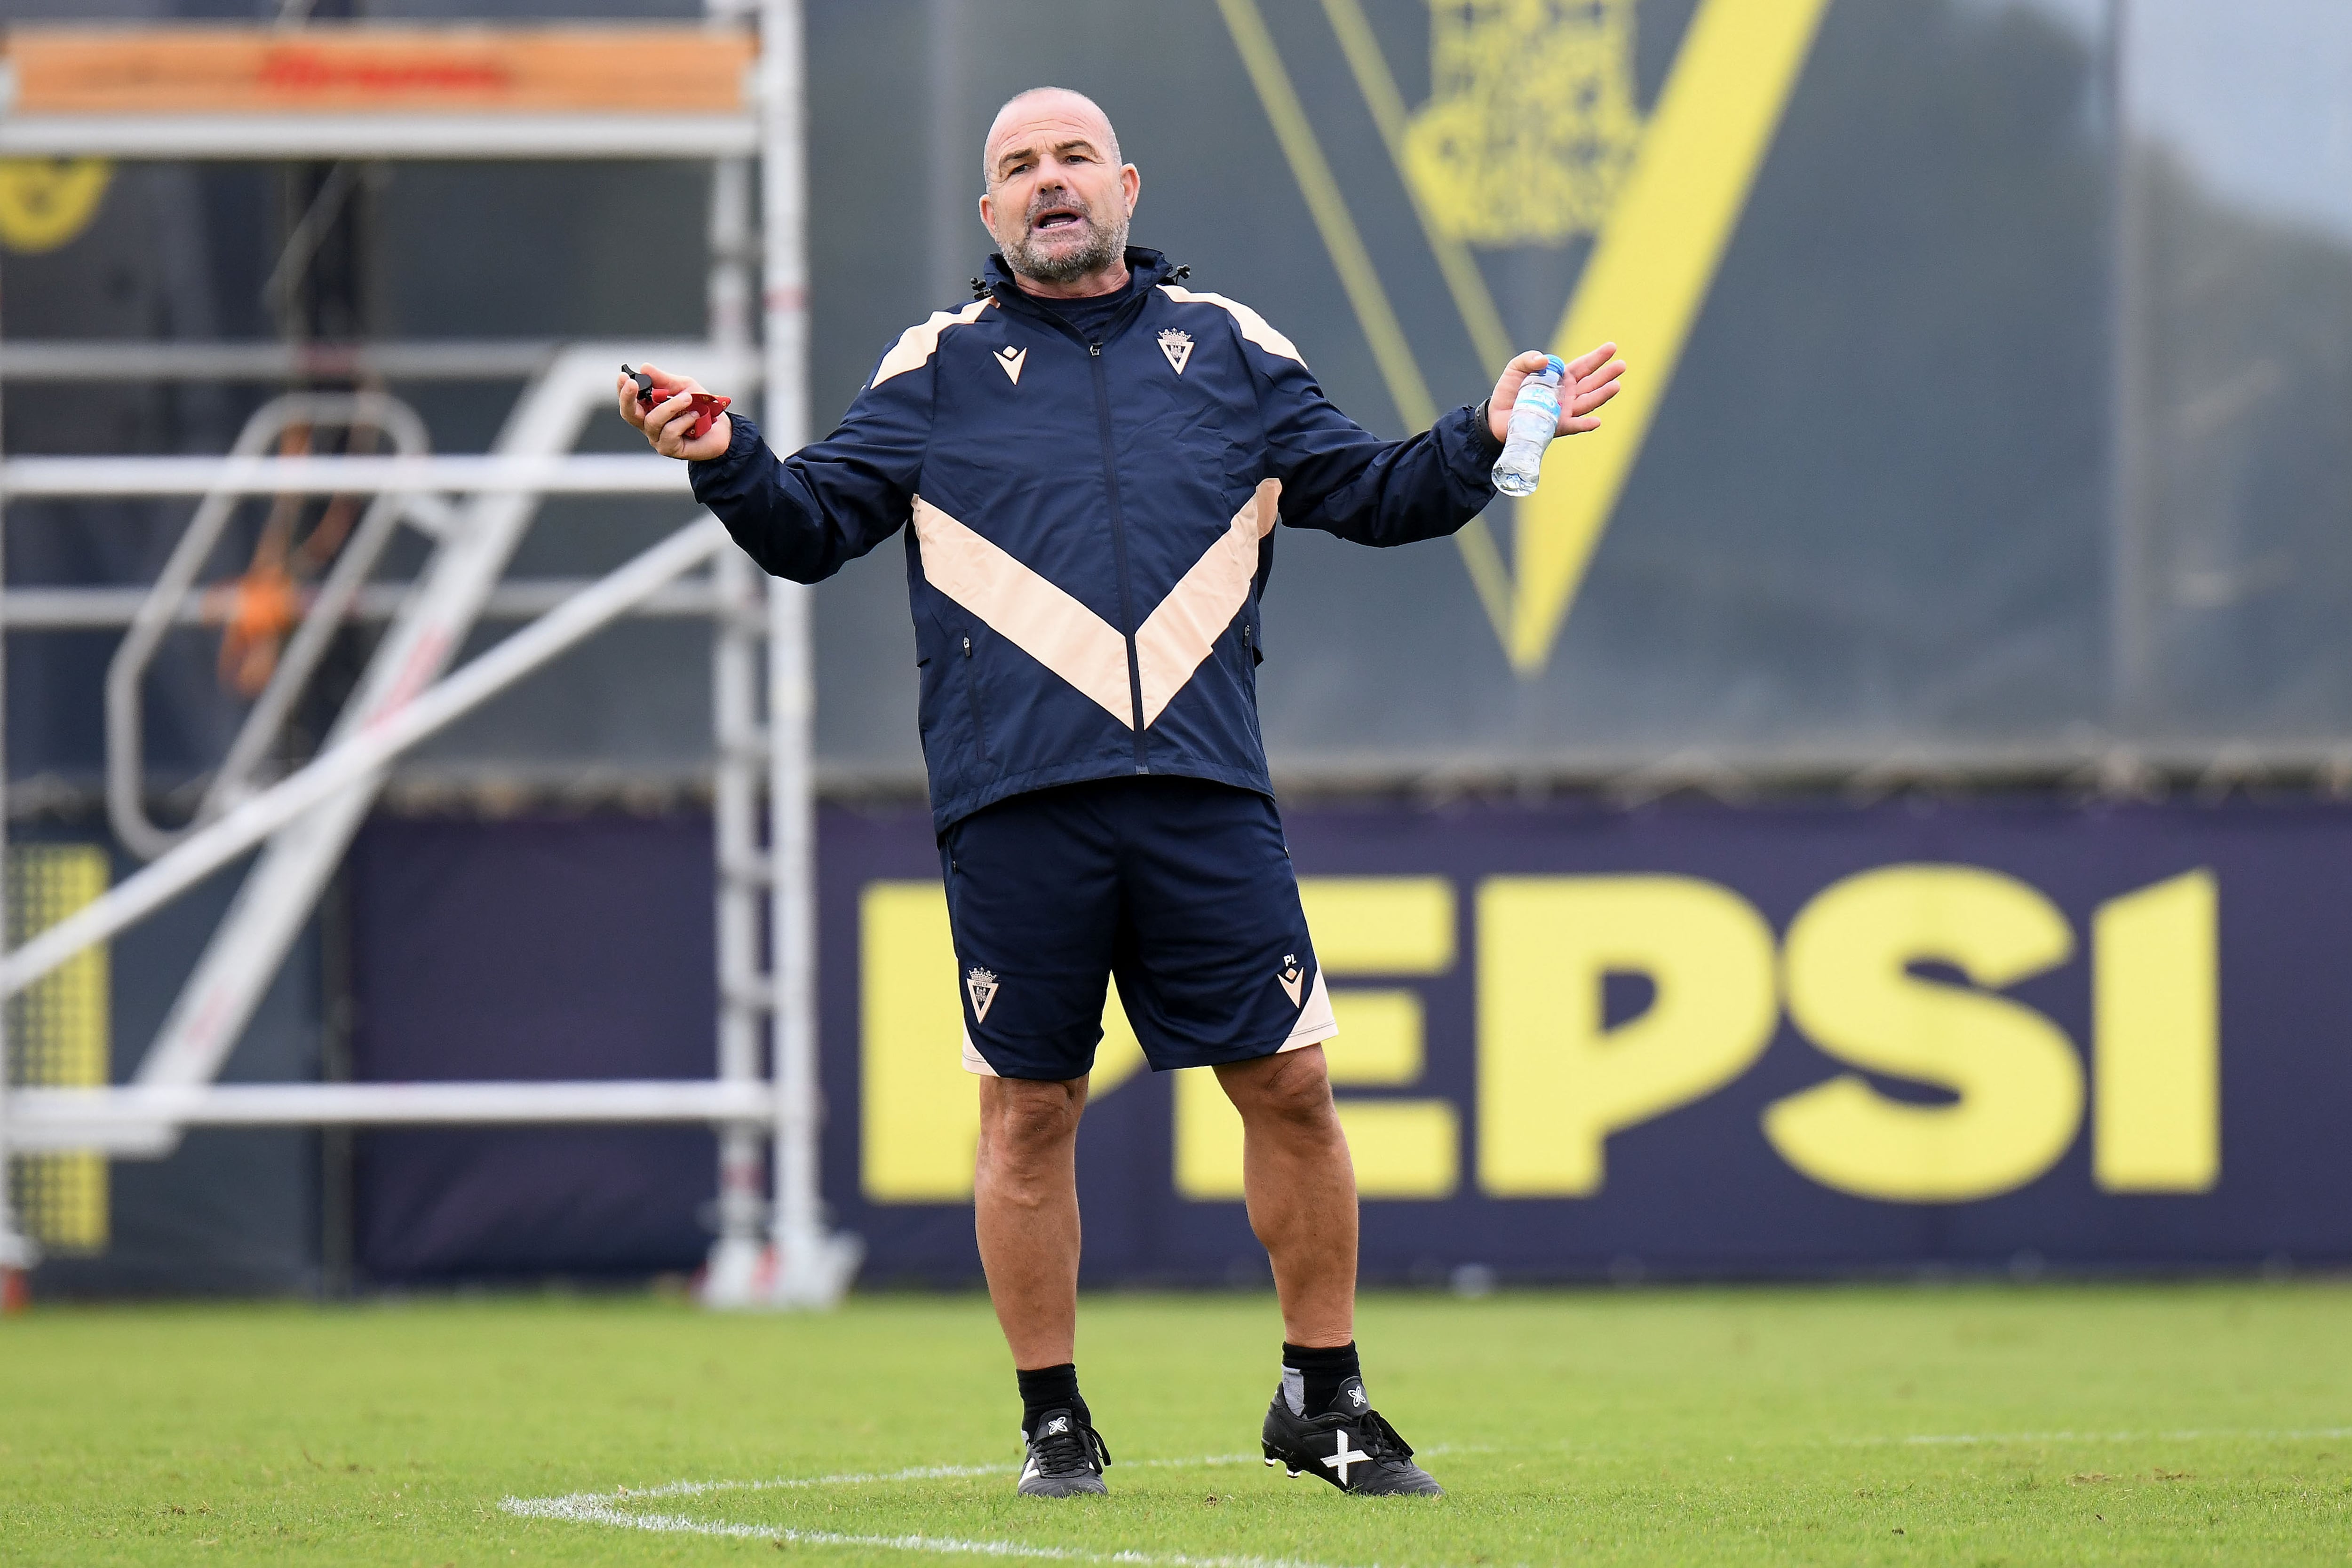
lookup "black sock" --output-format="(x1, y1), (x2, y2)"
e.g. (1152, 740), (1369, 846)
(1281, 1341), (1360, 1418)
(1017, 1362), (1085, 1437)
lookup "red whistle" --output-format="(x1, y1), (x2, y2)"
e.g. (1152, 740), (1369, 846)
(623, 364), (731, 441)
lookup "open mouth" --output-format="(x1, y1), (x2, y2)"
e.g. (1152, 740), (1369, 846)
(1030, 206), (1086, 234)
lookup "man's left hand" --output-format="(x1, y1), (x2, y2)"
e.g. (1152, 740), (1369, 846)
(1488, 342), (1627, 444)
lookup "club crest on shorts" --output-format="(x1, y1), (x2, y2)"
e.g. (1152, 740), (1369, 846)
(1157, 328), (1194, 376)
(966, 967), (1000, 1023)
(1276, 953), (1306, 1008)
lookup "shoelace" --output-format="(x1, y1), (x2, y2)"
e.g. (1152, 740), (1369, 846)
(1349, 1410), (1415, 1465)
(1030, 1418), (1112, 1475)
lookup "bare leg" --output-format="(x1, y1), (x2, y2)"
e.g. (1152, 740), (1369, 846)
(975, 1075), (1089, 1369)
(1215, 1045), (1356, 1347)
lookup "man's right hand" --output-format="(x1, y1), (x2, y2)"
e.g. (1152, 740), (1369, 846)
(618, 362), (733, 461)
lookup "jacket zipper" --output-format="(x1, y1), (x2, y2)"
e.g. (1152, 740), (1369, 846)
(996, 280), (1159, 772)
(1088, 339), (1151, 769)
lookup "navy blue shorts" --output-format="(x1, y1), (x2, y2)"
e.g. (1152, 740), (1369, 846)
(941, 776), (1335, 1081)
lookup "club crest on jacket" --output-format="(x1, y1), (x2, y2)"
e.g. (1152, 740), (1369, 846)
(1157, 329), (1193, 375)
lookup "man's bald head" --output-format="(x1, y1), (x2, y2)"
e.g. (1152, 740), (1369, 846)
(977, 86), (1140, 294)
(982, 87), (1121, 185)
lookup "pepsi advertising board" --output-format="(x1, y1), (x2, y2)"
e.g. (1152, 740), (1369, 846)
(822, 798), (2352, 1285)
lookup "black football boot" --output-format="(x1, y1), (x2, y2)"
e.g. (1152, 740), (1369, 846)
(1016, 1406), (1111, 1497)
(1261, 1376), (1443, 1496)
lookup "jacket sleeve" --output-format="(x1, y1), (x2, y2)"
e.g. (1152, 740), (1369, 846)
(1245, 331), (1504, 548)
(686, 364), (930, 584)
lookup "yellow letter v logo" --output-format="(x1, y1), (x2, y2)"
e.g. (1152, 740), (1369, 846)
(1219, 0), (1834, 677)
(1510, 0), (1834, 673)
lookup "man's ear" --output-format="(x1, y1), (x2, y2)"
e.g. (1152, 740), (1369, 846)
(977, 191), (996, 238)
(1121, 164), (1140, 217)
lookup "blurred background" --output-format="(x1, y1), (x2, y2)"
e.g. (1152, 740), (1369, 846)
(3, 0), (2350, 1300)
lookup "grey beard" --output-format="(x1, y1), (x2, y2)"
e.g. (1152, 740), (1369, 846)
(1006, 211), (1128, 285)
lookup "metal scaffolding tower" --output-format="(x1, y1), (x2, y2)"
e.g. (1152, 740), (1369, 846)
(0, 2), (859, 1307)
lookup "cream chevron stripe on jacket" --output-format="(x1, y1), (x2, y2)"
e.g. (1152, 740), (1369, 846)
(914, 479), (1280, 730)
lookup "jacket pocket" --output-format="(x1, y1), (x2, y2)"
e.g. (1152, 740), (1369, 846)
(961, 632), (993, 763)
(1236, 614), (1266, 754)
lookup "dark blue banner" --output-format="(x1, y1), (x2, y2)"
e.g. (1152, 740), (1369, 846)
(349, 817), (719, 1284)
(821, 797), (2351, 1284)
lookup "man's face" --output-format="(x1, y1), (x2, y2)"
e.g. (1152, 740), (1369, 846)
(979, 93), (1140, 287)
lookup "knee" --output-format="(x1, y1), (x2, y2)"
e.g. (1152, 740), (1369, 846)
(979, 1081), (1084, 1176)
(1235, 1047), (1338, 1131)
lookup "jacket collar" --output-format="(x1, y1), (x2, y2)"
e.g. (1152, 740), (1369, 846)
(978, 246), (1176, 308)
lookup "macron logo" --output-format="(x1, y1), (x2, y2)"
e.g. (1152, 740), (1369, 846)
(995, 345), (1027, 385)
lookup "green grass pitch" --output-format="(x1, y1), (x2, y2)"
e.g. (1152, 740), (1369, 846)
(3, 1283), (2348, 1565)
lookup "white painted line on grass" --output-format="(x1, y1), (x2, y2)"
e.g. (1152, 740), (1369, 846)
(502, 1488), (1352, 1568)
(501, 1448), (1480, 1566)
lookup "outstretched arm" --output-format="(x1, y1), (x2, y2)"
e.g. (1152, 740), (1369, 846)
(1260, 336), (1627, 548)
(620, 360), (927, 584)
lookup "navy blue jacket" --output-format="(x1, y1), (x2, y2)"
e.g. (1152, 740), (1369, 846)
(690, 248), (1502, 832)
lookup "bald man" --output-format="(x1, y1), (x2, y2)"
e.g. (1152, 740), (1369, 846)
(625, 87), (1623, 1498)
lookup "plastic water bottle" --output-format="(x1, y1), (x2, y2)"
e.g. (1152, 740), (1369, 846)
(1490, 355), (1566, 498)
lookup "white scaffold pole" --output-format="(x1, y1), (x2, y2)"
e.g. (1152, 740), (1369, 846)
(757, 0), (859, 1309)
(10, 1080), (775, 1145)
(0, 453), (690, 498)
(699, 3), (774, 1304)
(0, 257), (33, 1287)
(0, 517), (731, 1002)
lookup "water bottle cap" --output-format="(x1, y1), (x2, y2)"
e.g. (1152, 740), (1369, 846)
(1544, 354), (1566, 381)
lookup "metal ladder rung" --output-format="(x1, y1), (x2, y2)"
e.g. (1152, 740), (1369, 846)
(720, 852), (775, 887)
(719, 729), (773, 763)
(721, 978), (777, 1014)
